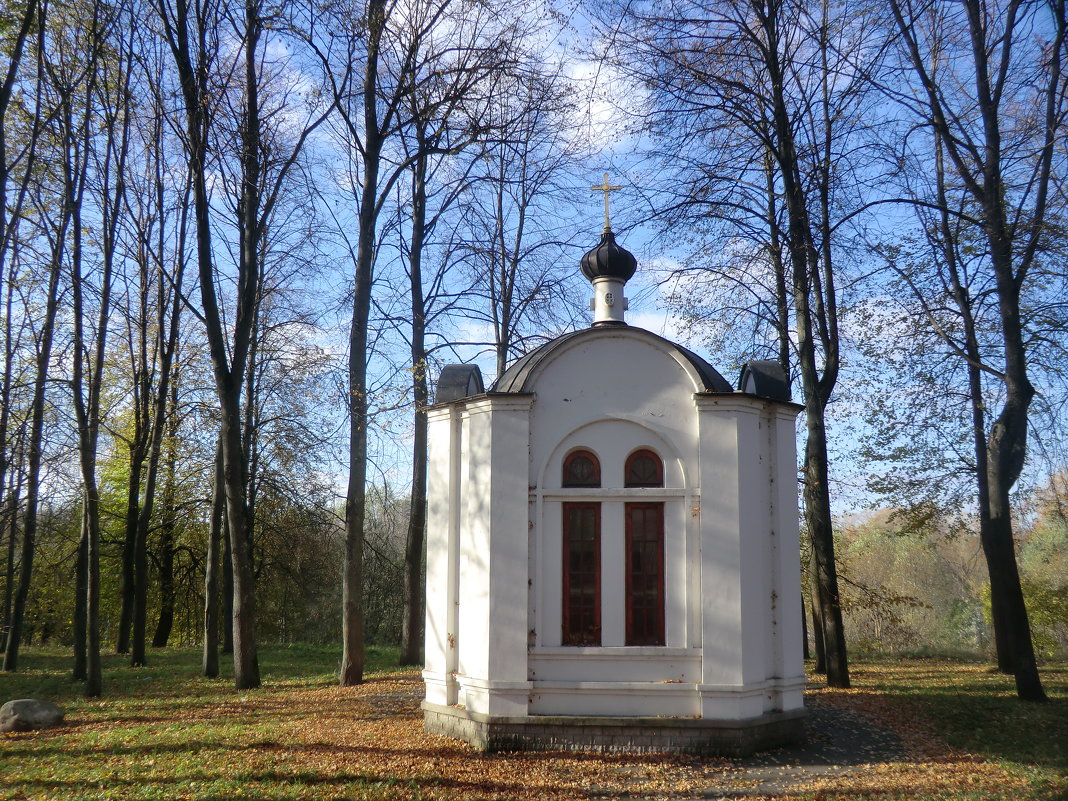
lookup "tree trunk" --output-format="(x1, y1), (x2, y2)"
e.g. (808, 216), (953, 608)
(1, 487), (16, 653)
(400, 152), (428, 667)
(0, 0), (38, 590)
(72, 522), (88, 681)
(3, 186), (64, 672)
(757, 0), (848, 687)
(203, 439), (224, 677)
(222, 513), (233, 655)
(117, 442), (144, 654)
(223, 395), (259, 689)
(935, 129), (1012, 674)
(982, 242), (1044, 697)
(984, 471), (1044, 700)
(218, 0), (264, 692)
(152, 530), (175, 647)
(156, 0), (260, 689)
(72, 45), (115, 693)
(491, 167), (519, 383)
(43, 0), (130, 698)
(152, 382), (179, 648)
(118, 52), (159, 660)
(342, 0), (388, 688)
(131, 500), (148, 665)
(981, 227), (1045, 701)
(75, 437), (104, 696)
(762, 148), (791, 379)
(971, 351), (1013, 676)
(132, 303), (180, 664)
(84, 476), (103, 697)
(242, 287), (260, 584)
(802, 405), (848, 687)
(809, 573), (826, 673)
(401, 384), (428, 666)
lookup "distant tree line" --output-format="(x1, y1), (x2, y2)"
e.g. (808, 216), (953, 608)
(832, 480), (1068, 661)
(5, 479), (410, 650)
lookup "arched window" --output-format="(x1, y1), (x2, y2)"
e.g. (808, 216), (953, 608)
(624, 449), (663, 488)
(563, 449), (600, 488)
(559, 447), (666, 647)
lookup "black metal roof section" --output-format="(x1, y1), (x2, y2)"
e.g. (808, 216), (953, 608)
(738, 360), (791, 402)
(579, 229), (638, 283)
(435, 363), (485, 404)
(491, 327), (732, 394)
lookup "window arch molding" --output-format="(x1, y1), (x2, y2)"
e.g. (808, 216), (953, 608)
(537, 420), (687, 491)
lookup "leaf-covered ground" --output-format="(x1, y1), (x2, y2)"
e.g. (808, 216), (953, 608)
(1, 647), (1065, 800)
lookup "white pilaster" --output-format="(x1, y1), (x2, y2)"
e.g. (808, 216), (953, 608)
(695, 395), (772, 717)
(423, 405), (459, 706)
(771, 403), (805, 711)
(455, 395), (534, 716)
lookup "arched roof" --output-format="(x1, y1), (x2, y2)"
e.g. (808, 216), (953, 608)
(491, 326), (733, 394)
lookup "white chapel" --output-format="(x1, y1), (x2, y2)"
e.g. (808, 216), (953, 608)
(421, 207), (807, 755)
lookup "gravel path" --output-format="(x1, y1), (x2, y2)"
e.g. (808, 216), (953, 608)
(697, 696), (907, 798)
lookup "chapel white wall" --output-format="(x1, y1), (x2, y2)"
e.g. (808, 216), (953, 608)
(424, 326), (804, 724)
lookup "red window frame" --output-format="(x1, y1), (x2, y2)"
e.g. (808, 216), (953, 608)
(562, 449), (601, 488)
(625, 449), (663, 488)
(562, 502), (601, 646)
(625, 502), (665, 646)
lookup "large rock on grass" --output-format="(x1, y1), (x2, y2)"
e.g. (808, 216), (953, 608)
(0, 699), (65, 732)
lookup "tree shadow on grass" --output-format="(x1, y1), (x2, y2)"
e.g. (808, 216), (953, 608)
(882, 690), (1067, 770)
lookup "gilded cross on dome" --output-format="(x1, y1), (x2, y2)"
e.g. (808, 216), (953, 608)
(590, 172), (622, 232)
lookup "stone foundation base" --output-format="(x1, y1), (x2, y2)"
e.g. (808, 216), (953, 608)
(422, 702), (806, 756)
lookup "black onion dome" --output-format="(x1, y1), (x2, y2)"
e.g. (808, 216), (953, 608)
(580, 229), (637, 282)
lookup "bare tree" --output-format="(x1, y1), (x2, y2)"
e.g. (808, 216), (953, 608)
(610, 0), (885, 686)
(458, 66), (587, 380)
(4, 0), (73, 671)
(389, 0), (524, 666)
(70, 0), (129, 695)
(0, 3), (43, 581)
(330, 0), (400, 686)
(152, 0), (266, 685)
(308, 0), (518, 683)
(876, 0), (1067, 701)
(116, 29), (190, 663)
(156, 0), (329, 688)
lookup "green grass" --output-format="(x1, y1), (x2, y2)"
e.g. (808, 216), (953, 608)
(846, 660), (1068, 799)
(0, 644), (412, 801)
(1, 650), (1066, 800)
(0, 642), (404, 703)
